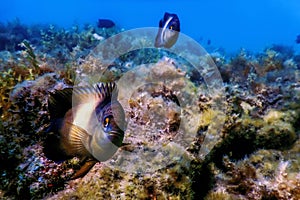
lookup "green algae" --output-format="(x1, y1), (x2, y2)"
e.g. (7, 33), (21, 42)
(20, 40), (39, 70)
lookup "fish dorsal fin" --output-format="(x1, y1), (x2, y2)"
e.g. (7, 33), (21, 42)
(48, 82), (117, 119)
(94, 82), (117, 103)
(72, 82), (117, 105)
(48, 88), (73, 119)
(72, 85), (98, 105)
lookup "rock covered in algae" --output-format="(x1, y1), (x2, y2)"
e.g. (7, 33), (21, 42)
(202, 45), (300, 200)
(0, 20), (300, 199)
(44, 48), (300, 199)
(44, 57), (206, 199)
(0, 72), (75, 199)
(206, 149), (300, 200)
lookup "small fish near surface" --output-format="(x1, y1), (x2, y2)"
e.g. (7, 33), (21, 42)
(43, 82), (126, 179)
(97, 19), (115, 28)
(296, 35), (300, 44)
(155, 12), (180, 48)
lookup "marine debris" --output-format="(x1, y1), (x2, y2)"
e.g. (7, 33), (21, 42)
(0, 20), (299, 200)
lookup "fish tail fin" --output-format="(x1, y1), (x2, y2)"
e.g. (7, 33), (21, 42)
(43, 130), (70, 162)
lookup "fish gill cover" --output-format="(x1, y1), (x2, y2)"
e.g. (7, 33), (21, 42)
(0, 1), (300, 200)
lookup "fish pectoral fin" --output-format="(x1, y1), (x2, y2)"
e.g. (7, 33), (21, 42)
(120, 143), (135, 152)
(70, 158), (98, 180)
(66, 123), (90, 156)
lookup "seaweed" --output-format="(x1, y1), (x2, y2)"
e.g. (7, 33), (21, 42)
(20, 40), (39, 70)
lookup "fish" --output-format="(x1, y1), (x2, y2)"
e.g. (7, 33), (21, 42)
(155, 12), (180, 48)
(43, 82), (126, 179)
(296, 35), (300, 44)
(97, 19), (115, 28)
(207, 39), (211, 45)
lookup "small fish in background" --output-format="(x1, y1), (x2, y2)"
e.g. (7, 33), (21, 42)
(207, 39), (211, 45)
(155, 12), (180, 48)
(97, 19), (115, 28)
(296, 35), (300, 44)
(43, 82), (126, 179)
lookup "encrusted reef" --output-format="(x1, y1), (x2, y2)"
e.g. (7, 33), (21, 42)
(0, 21), (299, 199)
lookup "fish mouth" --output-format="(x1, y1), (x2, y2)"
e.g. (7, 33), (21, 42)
(108, 130), (124, 147)
(109, 130), (122, 136)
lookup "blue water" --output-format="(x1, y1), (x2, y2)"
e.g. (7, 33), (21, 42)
(1, 0), (300, 53)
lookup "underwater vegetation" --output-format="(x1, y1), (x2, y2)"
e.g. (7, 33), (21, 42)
(0, 18), (31, 51)
(0, 20), (299, 200)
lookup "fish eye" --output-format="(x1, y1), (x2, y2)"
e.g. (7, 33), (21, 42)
(169, 26), (173, 30)
(103, 117), (110, 128)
